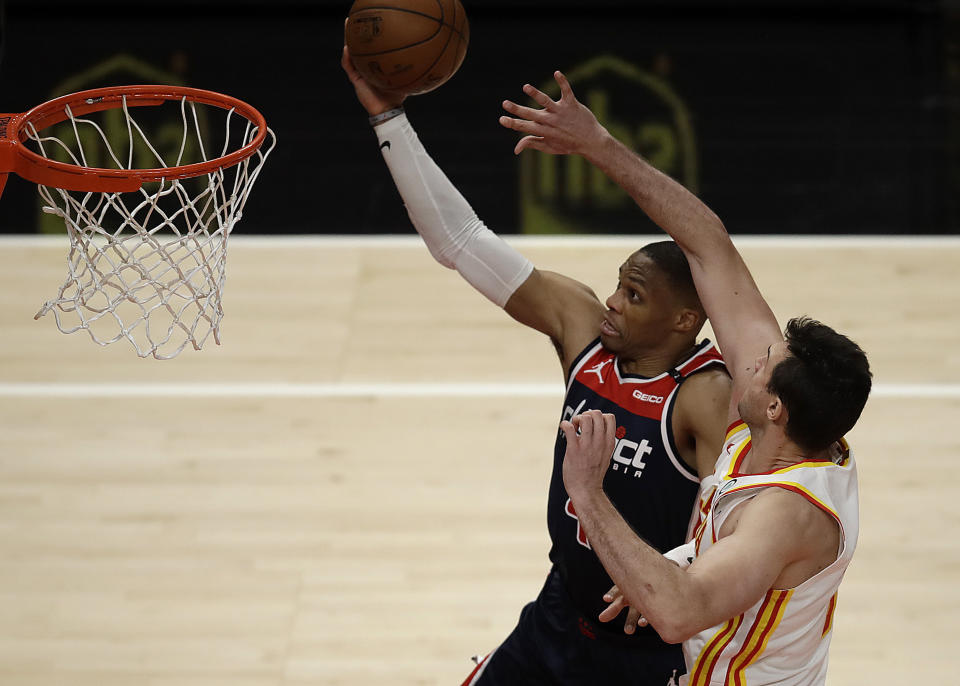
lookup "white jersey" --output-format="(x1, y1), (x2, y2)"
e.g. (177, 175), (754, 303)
(679, 421), (859, 686)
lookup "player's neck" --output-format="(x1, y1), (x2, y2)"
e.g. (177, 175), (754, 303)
(741, 423), (832, 473)
(617, 340), (699, 378)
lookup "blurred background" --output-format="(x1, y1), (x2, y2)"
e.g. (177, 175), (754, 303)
(0, 0), (957, 236)
(0, 4), (957, 685)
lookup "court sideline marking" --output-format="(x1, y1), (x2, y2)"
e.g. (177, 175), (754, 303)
(0, 382), (955, 398)
(2, 237), (956, 400)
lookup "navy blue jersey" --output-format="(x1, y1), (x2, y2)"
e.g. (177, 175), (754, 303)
(547, 338), (725, 638)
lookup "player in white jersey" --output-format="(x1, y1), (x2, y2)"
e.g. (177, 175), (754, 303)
(498, 72), (871, 685)
(674, 419), (858, 686)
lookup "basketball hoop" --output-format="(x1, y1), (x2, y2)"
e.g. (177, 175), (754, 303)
(0, 85), (276, 359)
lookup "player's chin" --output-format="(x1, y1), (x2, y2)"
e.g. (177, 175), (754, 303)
(600, 332), (622, 351)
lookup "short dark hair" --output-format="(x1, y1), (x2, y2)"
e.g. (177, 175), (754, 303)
(767, 317), (872, 452)
(636, 241), (703, 313)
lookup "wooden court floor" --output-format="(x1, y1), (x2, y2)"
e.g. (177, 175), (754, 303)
(0, 236), (956, 685)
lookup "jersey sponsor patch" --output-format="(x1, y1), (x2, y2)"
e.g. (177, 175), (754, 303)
(610, 425), (654, 478)
(632, 390), (665, 404)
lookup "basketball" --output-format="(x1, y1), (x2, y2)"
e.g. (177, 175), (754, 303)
(345, 0), (469, 96)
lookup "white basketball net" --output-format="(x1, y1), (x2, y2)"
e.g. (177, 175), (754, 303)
(28, 94), (275, 359)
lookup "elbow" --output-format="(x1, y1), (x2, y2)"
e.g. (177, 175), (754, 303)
(619, 595), (694, 645)
(653, 620), (697, 645)
(696, 214), (730, 245)
(621, 575), (708, 644)
(708, 211), (727, 235)
(430, 214), (485, 270)
(642, 601), (704, 644)
(677, 218), (735, 269)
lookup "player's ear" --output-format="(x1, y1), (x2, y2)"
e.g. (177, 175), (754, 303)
(673, 307), (701, 334)
(767, 396), (786, 424)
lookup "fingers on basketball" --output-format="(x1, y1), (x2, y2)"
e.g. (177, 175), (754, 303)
(345, 0), (469, 96)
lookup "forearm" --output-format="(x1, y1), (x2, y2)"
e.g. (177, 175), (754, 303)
(374, 114), (533, 306)
(583, 132), (729, 261)
(569, 487), (704, 643)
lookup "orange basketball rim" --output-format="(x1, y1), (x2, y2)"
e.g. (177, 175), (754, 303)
(0, 84), (269, 196)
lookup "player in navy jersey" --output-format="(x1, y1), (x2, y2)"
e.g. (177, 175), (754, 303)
(499, 72), (871, 686)
(343, 48), (732, 686)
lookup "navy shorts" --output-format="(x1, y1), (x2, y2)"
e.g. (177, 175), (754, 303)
(463, 568), (684, 686)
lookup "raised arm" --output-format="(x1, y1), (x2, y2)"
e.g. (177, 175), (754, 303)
(499, 72), (782, 407)
(342, 48), (603, 373)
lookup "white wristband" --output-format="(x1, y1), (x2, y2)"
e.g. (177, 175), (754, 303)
(369, 108), (405, 127)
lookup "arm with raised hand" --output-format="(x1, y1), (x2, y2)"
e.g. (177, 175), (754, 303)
(342, 49), (604, 372)
(498, 73), (782, 404)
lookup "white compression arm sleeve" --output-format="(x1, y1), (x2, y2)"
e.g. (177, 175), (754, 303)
(374, 113), (534, 307)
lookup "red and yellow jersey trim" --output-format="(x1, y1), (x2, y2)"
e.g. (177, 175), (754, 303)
(723, 588), (793, 686)
(723, 423), (851, 478)
(693, 487), (717, 554)
(721, 481), (841, 526)
(727, 438), (752, 478)
(725, 421), (747, 442)
(738, 450), (853, 478)
(821, 593), (838, 638)
(688, 614), (744, 686)
(732, 437), (852, 478)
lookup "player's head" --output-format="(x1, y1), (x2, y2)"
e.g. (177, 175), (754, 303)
(740, 317), (872, 453)
(601, 241), (706, 355)
(635, 241), (705, 319)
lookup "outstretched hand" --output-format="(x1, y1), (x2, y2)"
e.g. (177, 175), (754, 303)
(499, 71), (608, 156)
(341, 42), (406, 117)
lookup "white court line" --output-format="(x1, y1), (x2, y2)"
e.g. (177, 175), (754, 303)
(0, 382), (956, 399)
(2, 234), (960, 249)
